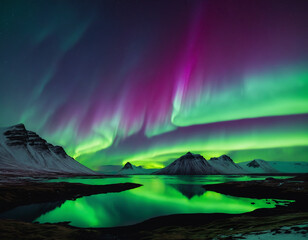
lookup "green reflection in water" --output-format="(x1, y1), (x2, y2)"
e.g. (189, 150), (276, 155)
(36, 175), (293, 227)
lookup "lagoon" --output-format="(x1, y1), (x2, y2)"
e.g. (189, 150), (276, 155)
(36, 175), (292, 227)
(0, 175), (293, 228)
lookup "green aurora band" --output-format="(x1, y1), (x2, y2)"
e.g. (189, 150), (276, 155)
(0, 0), (307, 169)
(30, 66), (308, 170)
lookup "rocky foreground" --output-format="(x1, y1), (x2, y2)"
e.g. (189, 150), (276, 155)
(1, 211), (307, 240)
(0, 175), (307, 239)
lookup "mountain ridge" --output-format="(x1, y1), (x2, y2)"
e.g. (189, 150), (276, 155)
(0, 124), (97, 175)
(208, 155), (244, 174)
(154, 152), (220, 175)
(153, 152), (308, 175)
(118, 162), (156, 175)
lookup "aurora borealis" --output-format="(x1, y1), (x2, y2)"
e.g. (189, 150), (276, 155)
(0, 0), (307, 170)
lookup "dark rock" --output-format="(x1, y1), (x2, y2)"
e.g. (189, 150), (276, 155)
(52, 146), (67, 158)
(122, 162), (133, 170)
(265, 177), (276, 181)
(247, 160), (260, 168)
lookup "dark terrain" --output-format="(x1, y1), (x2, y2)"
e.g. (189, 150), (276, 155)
(0, 181), (141, 212)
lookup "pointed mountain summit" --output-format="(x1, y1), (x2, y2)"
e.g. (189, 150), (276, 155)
(208, 155), (244, 174)
(154, 152), (220, 175)
(239, 159), (278, 173)
(118, 162), (156, 175)
(122, 162), (133, 170)
(247, 160), (262, 168)
(0, 124), (97, 175)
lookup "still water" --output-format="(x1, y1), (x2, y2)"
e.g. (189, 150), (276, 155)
(31, 175), (292, 227)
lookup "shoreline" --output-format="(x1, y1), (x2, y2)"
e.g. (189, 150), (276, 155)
(0, 207), (307, 240)
(202, 175), (308, 210)
(0, 181), (142, 213)
(0, 174), (307, 239)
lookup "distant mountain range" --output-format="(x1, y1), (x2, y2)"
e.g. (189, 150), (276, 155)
(208, 155), (244, 174)
(110, 152), (308, 175)
(238, 159), (308, 174)
(0, 124), (96, 175)
(118, 162), (156, 175)
(2, 124), (306, 176)
(238, 159), (278, 173)
(152, 152), (308, 175)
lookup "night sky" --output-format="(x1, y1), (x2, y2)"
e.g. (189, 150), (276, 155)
(0, 0), (307, 170)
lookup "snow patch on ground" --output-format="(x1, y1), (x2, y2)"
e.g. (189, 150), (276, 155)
(215, 223), (308, 240)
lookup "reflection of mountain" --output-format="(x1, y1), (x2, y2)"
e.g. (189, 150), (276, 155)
(0, 200), (64, 222)
(34, 176), (288, 228)
(170, 184), (206, 199)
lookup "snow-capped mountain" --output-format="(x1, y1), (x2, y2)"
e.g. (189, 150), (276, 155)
(0, 124), (96, 175)
(118, 162), (156, 175)
(239, 159), (279, 173)
(122, 162), (134, 170)
(208, 155), (244, 174)
(154, 152), (220, 175)
(153, 152), (308, 175)
(238, 160), (308, 174)
(268, 161), (308, 173)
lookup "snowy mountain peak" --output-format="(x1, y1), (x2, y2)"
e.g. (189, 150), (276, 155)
(9, 123), (26, 130)
(154, 152), (220, 175)
(180, 152), (204, 160)
(118, 162), (155, 175)
(122, 162), (133, 170)
(241, 159), (279, 173)
(210, 155), (233, 162)
(247, 159), (264, 168)
(3, 124), (28, 146)
(0, 124), (97, 175)
(208, 154), (244, 174)
(220, 155), (233, 162)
